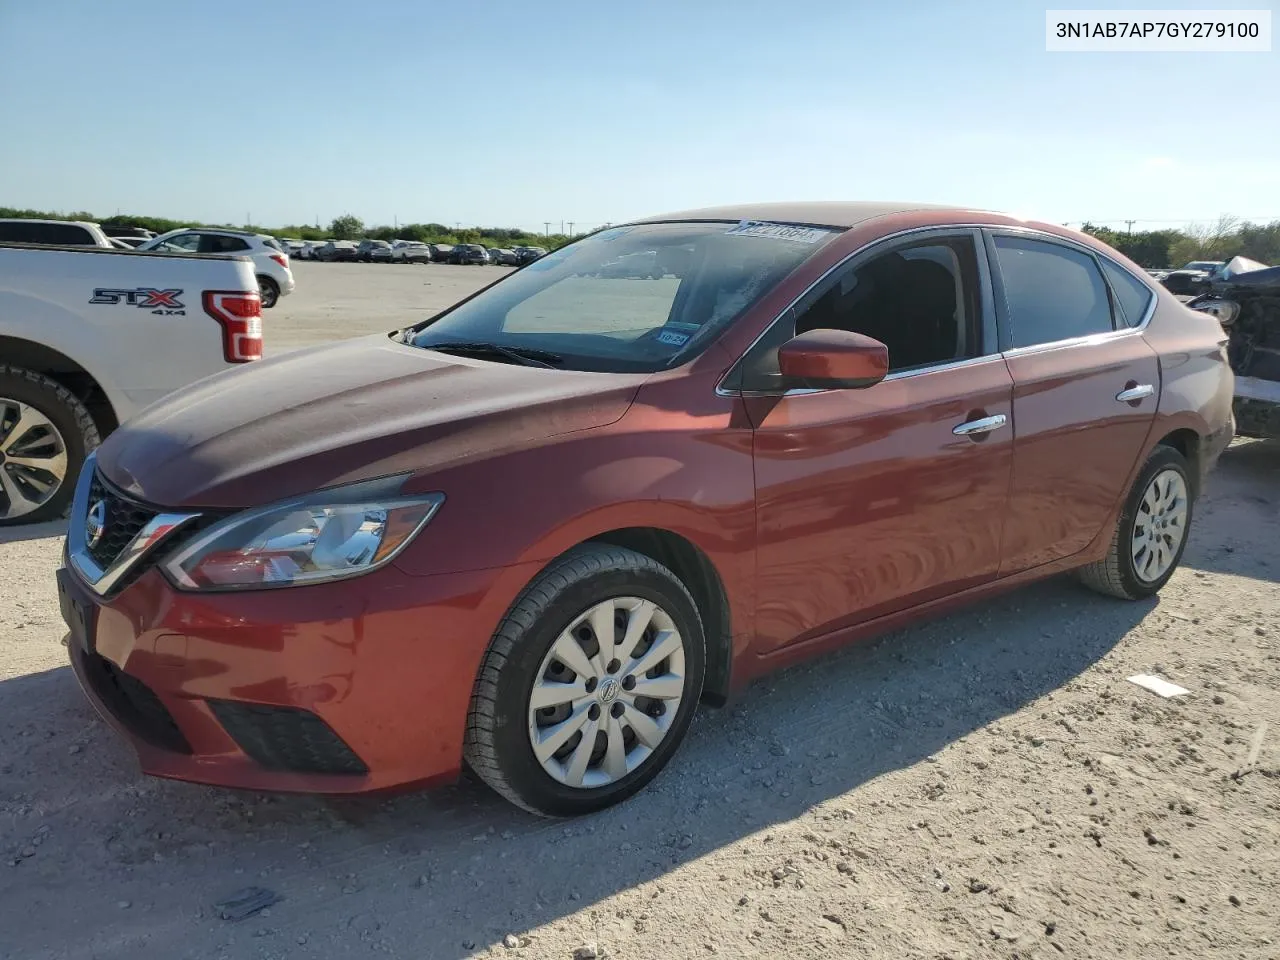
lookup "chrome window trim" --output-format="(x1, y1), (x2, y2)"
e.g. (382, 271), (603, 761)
(713, 222), (1158, 401)
(66, 451), (200, 597)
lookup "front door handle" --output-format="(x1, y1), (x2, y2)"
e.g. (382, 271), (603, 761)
(952, 414), (1008, 437)
(1116, 384), (1155, 403)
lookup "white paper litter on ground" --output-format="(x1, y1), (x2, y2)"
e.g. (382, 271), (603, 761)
(1127, 674), (1191, 698)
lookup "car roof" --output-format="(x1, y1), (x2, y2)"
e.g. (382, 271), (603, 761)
(629, 200), (965, 229)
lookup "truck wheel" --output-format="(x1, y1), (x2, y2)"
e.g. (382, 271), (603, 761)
(257, 276), (280, 309)
(0, 367), (100, 526)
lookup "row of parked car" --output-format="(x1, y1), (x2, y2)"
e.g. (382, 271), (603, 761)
(282, 237), (548, 267)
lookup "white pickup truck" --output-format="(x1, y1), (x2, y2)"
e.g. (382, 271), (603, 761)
(0, 243), (263, 524)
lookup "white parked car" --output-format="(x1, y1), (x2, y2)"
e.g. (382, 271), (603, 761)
(391, 240), (432, 263)
(137, 228), (295, 308)
(0, 242), (263, 523)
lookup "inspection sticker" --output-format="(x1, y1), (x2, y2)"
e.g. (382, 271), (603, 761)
(656, 329), (690, 346)
(725, 220), (830, 243)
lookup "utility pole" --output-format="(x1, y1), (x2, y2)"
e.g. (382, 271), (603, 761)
(544, 222), (551, 236)
(568, 221), (575, 235)
(1125, 219), (1136, 234)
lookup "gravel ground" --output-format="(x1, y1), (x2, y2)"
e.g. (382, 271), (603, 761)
(1, 263), (1277, 959)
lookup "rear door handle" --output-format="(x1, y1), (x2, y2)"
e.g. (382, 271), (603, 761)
(952, 414), (1008, 437)
(1116, 384), (1155, 402)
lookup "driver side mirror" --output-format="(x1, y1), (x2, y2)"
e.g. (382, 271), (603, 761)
(776, 329), (889, 389)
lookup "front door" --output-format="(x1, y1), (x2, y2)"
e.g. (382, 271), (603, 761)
(987, 232), (1160, 574)
(735, 230), (1015, 654)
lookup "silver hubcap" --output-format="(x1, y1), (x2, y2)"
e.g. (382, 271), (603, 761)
(1132, 467), (1188, 583)
(0, 399), (69, 520)
(528, 596), (686, 789)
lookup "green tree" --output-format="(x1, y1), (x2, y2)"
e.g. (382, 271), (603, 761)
(329, 214), (365, 240)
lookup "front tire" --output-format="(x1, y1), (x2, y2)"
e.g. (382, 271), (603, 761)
(257, 275), (280, 309)
(464, 545), (705, 817)
(1077, 445), (1193, 600)
(0, 367), (100, 526)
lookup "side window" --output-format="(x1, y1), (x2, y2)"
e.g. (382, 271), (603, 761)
(737, 235), (984, 391)
(1100, 258), (1155, 328)
(993, 236), (1114, 347)
(0, 222), (92, 244)
(201, 235), (250, 254)
(157, 233), (200, 253)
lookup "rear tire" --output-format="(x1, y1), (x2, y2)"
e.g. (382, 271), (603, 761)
(464, 545), (705, 817)
(0, 366), (100, 526)
(257, 275), (280, 309)
(1076, 445), (1193, 600)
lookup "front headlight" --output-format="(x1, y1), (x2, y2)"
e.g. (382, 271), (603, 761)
(162, 477), (443, 591)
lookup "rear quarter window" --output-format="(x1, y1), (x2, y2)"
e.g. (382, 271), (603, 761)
(1100, 259), (1156, 327)
(994, 235), (1115, 348)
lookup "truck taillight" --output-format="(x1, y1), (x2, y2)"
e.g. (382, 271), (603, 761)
(203, 291), (263, 363)
(269, 253), (289, 269)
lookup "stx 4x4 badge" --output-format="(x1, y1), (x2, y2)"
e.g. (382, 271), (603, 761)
(89, 287), (185, 314)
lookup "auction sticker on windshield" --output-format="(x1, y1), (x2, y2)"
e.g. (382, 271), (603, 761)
(725, 221), (832, 243)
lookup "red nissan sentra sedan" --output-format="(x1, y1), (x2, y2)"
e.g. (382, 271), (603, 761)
(57, 202), (1235, 816)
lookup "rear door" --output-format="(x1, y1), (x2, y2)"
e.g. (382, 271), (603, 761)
(741, 229), (1015, 654)
(988, 231), (1159, 574)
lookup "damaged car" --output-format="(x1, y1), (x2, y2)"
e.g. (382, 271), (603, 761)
(1189, 259), (1280, 440)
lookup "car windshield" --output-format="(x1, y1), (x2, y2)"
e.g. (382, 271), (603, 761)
(408, 222), (837, 373)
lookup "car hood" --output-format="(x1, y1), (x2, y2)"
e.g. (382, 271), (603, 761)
(97, 335), (647, 509)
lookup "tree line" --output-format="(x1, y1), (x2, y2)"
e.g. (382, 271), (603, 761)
(3, 206), (1277, 267)
(1081, 216), (1279, 268)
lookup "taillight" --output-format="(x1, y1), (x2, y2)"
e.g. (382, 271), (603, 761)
(269, 253), (289, 269)
(203, 291), (263, 363)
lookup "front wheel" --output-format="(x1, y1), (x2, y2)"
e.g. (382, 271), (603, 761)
(0, 367), (100, 526)
(257, 275), (280, 309)
(464, 545), (705, 817)
(1077, 445), (1193, 600)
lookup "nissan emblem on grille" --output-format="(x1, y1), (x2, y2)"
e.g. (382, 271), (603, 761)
(85, 499), (107, 550)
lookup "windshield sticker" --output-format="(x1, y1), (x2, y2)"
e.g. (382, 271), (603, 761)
(656, 329), (690, 347)
(725, 220), (830, 244)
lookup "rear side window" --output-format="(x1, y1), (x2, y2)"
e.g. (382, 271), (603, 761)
(202, 235), (251, 254)
(994, 236), (1114, 348)
(0, 221), (93, 245)
(1100, 259), (1155, 327)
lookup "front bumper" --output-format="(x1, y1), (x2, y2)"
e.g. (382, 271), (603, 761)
(59, 557), (543, 795)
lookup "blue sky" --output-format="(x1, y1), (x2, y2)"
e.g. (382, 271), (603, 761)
(1, 0), (1276, 232)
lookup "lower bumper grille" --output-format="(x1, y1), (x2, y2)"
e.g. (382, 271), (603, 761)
(81, 652), (191, 754)
(208, 701), (368, 775)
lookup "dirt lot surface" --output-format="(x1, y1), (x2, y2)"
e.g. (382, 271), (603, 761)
(1, 263), (1278, 959)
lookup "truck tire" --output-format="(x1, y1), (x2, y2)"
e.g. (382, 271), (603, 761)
(257, 275), (280, 309)
(0, 366), (100, 526)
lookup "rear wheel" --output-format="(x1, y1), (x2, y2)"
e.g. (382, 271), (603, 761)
(1077, 445), (1193, 599)
(257, 275), (280, 308)
(464, 545), (705, 817)
(0, 367), (99, 526)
